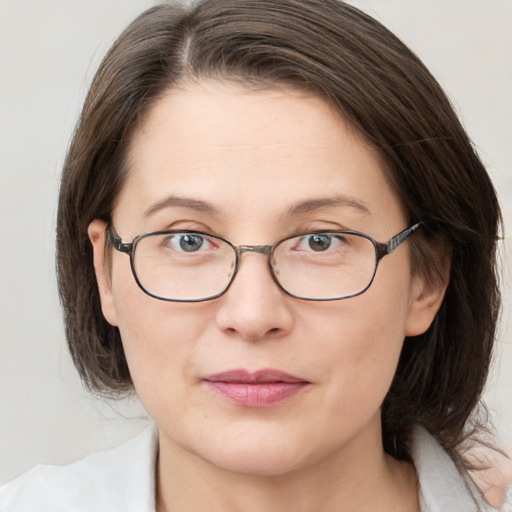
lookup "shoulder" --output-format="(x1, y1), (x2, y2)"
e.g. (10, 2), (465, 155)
(411, 425), (491, 512)
(0, 425), (158, 512)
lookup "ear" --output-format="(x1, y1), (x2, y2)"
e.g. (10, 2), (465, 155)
(88, 219), (118, 326)
(404, 258), (450, 337)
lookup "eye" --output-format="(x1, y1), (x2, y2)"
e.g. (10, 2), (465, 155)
(295, 233), (344, 252)
(167, 233), (215, 253)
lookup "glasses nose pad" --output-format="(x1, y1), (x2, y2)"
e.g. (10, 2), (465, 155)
(269, 253), (280, 277)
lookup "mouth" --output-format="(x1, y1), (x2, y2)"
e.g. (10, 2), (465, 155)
(202, 369), (311, 408)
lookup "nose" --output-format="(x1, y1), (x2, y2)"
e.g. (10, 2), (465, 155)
(215, 252), (294, 341)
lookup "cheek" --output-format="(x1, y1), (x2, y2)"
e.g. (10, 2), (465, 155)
(115, 301), (214, 436)
(317, 303), (404, 393)
(110, 265), (210, 404)
(311, 269), (412, 415)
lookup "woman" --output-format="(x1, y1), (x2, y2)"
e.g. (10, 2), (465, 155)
(1, 0), (510, 510)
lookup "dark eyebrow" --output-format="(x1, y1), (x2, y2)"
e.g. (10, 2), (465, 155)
(282, 195), (372, 218)
(144, 195), (220, 217)
(144, 193), (370, 219)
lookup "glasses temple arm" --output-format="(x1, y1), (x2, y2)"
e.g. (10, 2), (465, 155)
(385, 222), (422, 254)
(107, 229), (132, 254)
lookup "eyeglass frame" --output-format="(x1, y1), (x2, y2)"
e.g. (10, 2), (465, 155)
(106, 222), (422, 303)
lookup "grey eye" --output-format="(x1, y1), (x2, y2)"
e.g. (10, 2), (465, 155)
(176, 234), (206, 252)
(307, 234), (334, 251)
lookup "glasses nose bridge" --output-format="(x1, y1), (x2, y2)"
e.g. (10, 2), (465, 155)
(236, 244), (273, 257)
(234, 244), (275, 274)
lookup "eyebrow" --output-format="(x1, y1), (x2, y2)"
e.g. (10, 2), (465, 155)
(144, 195), (220, 217)
(143, 193), (371, 219)
(282, 195), (372, 218)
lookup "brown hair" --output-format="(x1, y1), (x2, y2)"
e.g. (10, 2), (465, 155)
(57, 0), (501, 466)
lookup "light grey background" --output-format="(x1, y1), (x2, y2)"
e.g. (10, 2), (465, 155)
(1, 0), (511, 485)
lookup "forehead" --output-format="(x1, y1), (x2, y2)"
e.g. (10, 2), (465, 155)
(131, 81), (366, 158)
(115, 81), (405, 236)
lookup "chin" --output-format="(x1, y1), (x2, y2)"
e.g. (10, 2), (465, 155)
(204, 447), (308, 477)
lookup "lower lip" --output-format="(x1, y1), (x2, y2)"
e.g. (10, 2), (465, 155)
(204, 381), (309, 407)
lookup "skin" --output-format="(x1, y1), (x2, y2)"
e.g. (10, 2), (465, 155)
(89, 82), (447, 512)
(470, 449), (512, 508)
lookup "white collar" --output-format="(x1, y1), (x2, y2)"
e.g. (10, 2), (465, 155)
(411, 425), (489, 511)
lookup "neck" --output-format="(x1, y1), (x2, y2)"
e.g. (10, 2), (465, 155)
(155, 418), (419, 512)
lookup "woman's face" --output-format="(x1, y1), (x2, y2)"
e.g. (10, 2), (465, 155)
(90, 82), (443, 476)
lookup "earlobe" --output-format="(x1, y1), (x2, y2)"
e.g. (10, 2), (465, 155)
(88, 219), (119, 326)
(404, 261), (450, 337)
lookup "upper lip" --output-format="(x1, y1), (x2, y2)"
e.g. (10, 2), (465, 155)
(203, 369), (308, 383)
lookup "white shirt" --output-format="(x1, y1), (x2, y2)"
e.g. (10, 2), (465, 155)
(0, 424), (492, 511)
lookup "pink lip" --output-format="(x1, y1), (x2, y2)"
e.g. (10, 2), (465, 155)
(203, 369), (310, 408)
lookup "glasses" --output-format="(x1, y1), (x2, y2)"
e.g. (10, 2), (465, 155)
(107, 223), (421, 302)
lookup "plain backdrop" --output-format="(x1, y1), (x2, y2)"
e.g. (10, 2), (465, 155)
(1, 0), (511, 485)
